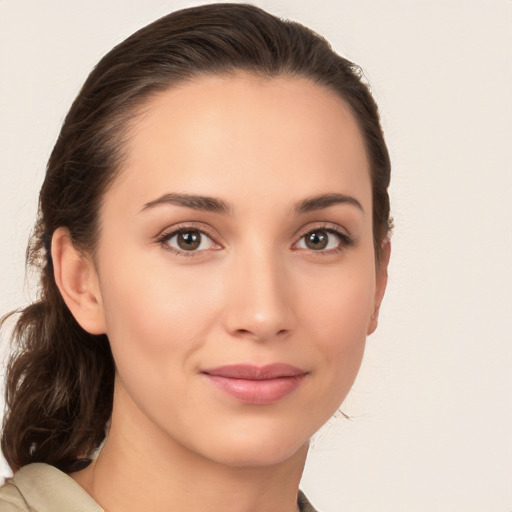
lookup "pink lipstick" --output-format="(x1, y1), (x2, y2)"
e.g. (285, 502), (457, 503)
(202, 364), (307, 405)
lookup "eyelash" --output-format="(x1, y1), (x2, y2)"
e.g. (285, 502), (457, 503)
(156, 225), (219, 258)
(156, 223), (354, 257)
(294, 224), (355, 255)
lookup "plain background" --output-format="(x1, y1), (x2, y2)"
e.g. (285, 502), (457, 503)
(0, 1), (511, 510)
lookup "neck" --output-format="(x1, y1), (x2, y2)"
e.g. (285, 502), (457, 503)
(71, 385), (308, 512)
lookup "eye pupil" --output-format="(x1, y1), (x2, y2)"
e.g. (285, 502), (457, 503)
(305, 231), (328, 250)
(177, 230), (201, 250)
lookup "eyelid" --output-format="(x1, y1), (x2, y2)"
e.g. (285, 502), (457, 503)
(292, 222), (354, 253)
(156, 222), (223, 257)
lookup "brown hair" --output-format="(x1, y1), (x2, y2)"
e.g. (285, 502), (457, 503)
(1, 3), (392, 473)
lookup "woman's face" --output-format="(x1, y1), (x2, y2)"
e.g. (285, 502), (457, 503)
(90, 74), (387, 467)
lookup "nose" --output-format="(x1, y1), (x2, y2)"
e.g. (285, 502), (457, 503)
(222, 247), (296, 342)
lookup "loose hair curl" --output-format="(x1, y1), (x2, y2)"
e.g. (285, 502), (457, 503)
(1, 3), (392, 472)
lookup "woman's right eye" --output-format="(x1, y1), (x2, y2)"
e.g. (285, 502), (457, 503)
(159, 228), (219, 255)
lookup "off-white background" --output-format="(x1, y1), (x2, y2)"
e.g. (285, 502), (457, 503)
(1, 1), (511, 510)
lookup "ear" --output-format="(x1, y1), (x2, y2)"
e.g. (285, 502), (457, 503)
(367, 239), (391, 335)
(51, 227), (107, 335)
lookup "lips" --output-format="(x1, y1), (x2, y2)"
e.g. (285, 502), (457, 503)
(202, 364), (307, 405)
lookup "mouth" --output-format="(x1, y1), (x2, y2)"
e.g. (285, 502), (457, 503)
(201, 364), (308, 405)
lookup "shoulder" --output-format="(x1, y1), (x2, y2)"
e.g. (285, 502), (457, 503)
(0, 477), (29, 512)
(0, 463), (103, 512)
(298, 490), (321, 512)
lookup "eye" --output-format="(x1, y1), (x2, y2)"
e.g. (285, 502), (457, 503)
(295, 227), (352, 253)
(159, 228), (220, 254)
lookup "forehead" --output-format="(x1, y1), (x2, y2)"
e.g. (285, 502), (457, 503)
(110, 73), (371, 214)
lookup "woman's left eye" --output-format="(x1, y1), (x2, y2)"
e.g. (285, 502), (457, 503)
(160, 228), (218, 254)
(295, 228), (350, 252)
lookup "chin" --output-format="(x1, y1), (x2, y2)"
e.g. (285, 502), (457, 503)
(209, 442), (308, 469)
(189, 423), (311, 469)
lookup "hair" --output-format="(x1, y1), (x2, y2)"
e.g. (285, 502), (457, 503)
(1, 3), (392, 473)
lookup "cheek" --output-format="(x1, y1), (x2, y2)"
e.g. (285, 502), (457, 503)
(97, 255), (227, 432)
(98, 250), (223, 374)
(299, 259), (376, 341)
(297, 260), (376, 392)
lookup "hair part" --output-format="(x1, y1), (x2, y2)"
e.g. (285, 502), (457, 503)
(2, 2), (392, 472)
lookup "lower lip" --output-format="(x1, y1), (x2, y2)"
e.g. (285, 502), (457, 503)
(204, 374), (306, 405)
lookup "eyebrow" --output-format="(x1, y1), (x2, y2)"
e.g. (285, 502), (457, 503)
(141, 193), (232, 215)
(294, 193), (364, 214)
(141, 192), (363, 215)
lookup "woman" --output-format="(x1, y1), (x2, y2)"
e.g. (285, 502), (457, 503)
(0, 3), (391, 511)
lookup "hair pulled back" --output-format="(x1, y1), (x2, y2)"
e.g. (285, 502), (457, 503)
(1, 3), (392, 472)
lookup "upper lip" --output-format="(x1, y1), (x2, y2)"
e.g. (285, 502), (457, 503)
(202, 363), (307, 380)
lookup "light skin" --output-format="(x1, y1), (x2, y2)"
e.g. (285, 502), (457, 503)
(52, 73), (389, 512)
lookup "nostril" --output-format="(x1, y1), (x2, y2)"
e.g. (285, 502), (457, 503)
(232, 327), (291, 342)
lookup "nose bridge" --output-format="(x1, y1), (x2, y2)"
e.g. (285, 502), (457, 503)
(223, 240), (295, 341)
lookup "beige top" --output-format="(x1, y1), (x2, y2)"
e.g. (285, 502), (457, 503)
(0, 463), (318, 512)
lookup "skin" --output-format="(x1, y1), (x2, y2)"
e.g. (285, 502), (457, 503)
(53, 73), (389, 512)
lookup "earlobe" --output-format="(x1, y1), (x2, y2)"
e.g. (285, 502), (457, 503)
(51, 227), (107, 335)
(367, 239), (391, 335)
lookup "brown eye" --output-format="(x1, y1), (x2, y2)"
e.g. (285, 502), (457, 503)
(295, 227), (350, 253)
(304, 230), (329, 250)
(177, 230), (201, 250)
(162, 228), (218, 254)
